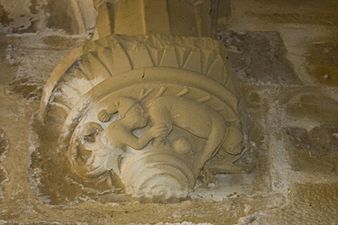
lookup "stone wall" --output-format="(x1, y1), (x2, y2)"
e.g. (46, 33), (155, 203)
(0, 0), (337, 224)
(0, 0), (96, 35)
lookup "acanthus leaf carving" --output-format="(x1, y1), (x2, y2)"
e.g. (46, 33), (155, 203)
(38, 35), (244, 201)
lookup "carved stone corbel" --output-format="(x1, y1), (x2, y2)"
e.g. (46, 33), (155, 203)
(38, 1), (244, 201)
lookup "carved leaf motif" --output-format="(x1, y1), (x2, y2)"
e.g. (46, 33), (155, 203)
(39, 35), (243, 201)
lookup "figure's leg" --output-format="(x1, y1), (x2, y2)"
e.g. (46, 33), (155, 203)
(193, 120), (225, 176)
(207, 152), (246, 174)
(221, 126), (243, 155)
(147, 106), (173, 147)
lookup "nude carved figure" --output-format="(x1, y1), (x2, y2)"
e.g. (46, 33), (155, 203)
(147, 96), (239, 175)
(75, 97), (167, 182)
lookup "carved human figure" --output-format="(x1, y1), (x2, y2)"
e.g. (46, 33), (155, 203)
(91, 97), (166, 174)
(99, 97), (166, 149)
(74, 95), (241, 188)
(147, 96), (235, 175)
(40, 30), (245, 200)
(75, 122), (107, 179)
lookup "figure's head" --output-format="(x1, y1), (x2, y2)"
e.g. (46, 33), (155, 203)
(80, 122), (103, 143)
(123, 103), (148, 128)
(99, 96), (148, 128)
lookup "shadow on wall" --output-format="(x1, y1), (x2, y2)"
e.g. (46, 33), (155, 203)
(0, 0), (229, 37)
(0, 0), (98, 35)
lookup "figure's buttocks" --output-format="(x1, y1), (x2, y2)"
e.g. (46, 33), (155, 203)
(148, 96), (223, 137)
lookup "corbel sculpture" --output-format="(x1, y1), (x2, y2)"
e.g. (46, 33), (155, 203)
(38, 1), (244, 201)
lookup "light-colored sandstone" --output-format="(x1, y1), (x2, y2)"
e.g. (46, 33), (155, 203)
(1, 0), (338, 224)
(39, 34), (243, 200)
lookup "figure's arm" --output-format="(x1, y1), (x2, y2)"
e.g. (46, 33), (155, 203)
(130, 130), (154, 150)
(147, 106), (173, 137)
(118, 125), (168, 150)
(97, 103), (120, 122)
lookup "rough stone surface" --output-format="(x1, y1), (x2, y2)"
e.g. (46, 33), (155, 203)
(0, 128), (9, 195)
(32, 35), (244, 203)
(0, 0), (48, 33)
(4, 45), (69, 100)
(246, 0), (338, 26)
(0, 0), (96, 35)
(236, 183), (338, 225)
(283, 90), (338, 123)
(0, 0), (338, 224)
(219, 30), (300, 85)
(285, 125), (338, 173)
(307, 41), (338, 86)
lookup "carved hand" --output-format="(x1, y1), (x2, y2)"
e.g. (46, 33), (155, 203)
(97, 110), (111, 122)
(149, 123), (170, 138)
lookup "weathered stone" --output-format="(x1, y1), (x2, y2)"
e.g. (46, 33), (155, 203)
(46, 0), (96, 35)
(307, 41), (338, 86)
(0, 4), (12, 27)
(4, 47), (69, 100)
(241, 86), (270, 116)
(219, 30), (300, 84)
(114, 0), (214, 37)
(0, 0), (48, 33)
(0, 128), (9, 191)
(33, 35), (244, 203)
(8, 77), (43, 100)
(0, 0), (338, 224)
(282, 90), (338, 122)
(285, 124), (338, 172)
(242, 183), (338, 225)
(0, 51), (14, 86)
(246, 0), (338, 26)
(0, 0), (96, 35)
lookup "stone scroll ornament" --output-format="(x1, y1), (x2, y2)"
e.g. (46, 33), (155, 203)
(40, 35), (243, 201)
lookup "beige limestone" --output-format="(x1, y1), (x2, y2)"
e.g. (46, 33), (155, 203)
(1, 0), (338, 224)
(0, 0), (97, 34)
(113, 0), (213, 36)
(0, 128), (9, 197)
(38, 34), (243, 201)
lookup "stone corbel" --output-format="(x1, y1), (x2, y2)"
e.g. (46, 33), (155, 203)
(38, 0), (244, 201)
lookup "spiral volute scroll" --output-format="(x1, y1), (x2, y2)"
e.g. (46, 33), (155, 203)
(38, 35), (243, 201)
(120, 150), (195, 200)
